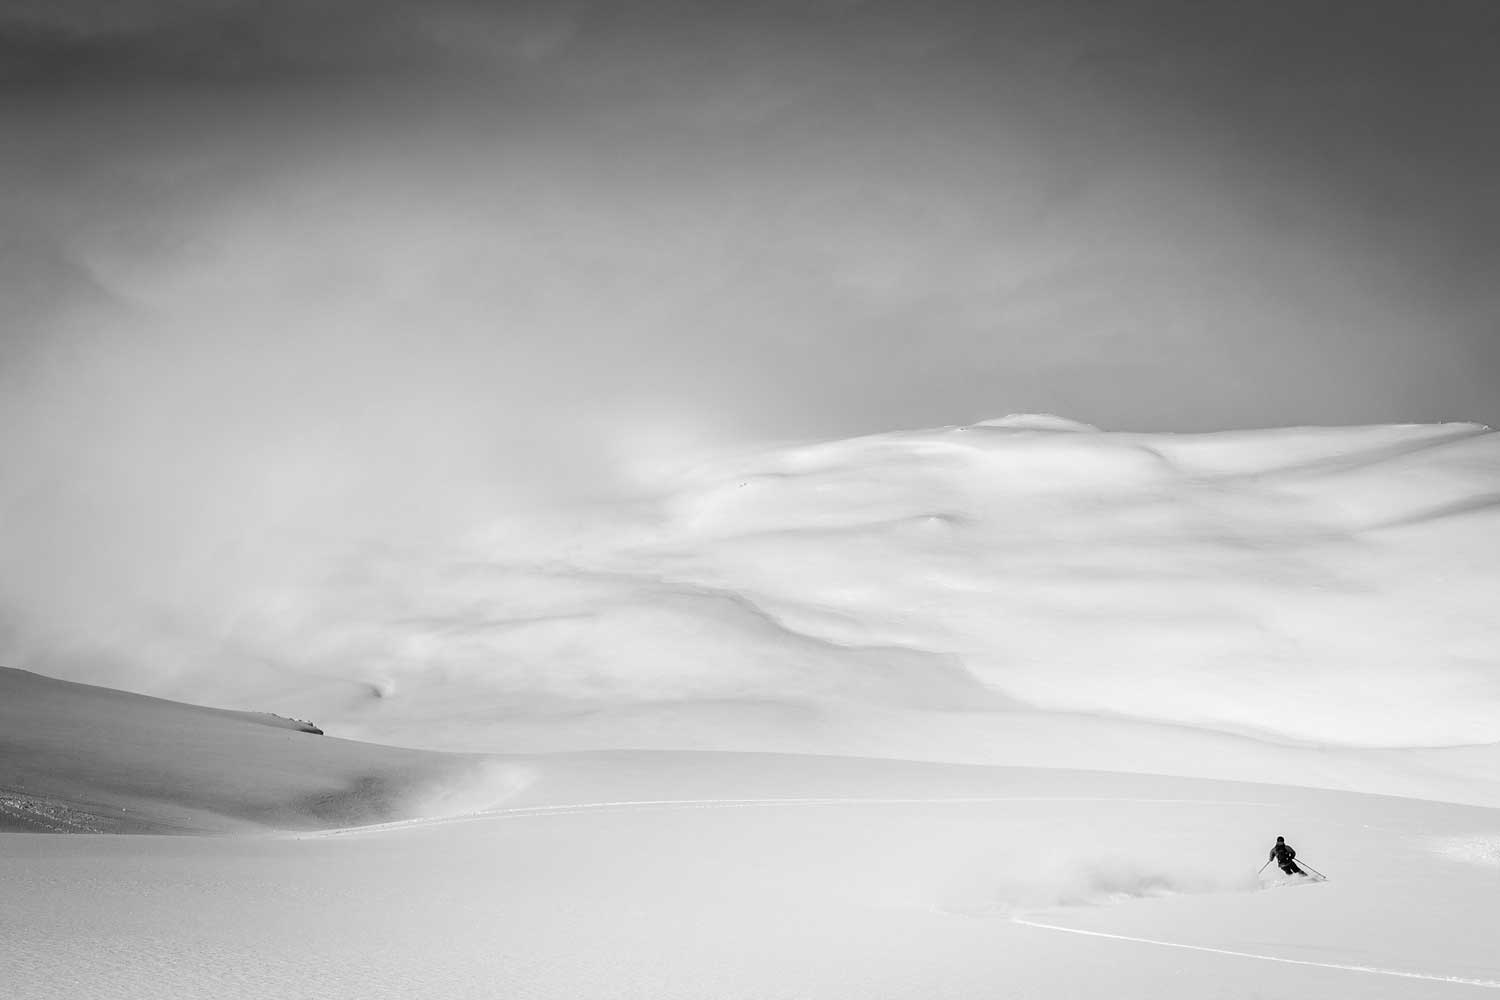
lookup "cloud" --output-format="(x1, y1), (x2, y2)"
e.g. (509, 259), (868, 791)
(1, 1), (1497, 696)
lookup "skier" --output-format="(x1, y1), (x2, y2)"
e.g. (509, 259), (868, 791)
(1269, 835), (1304, 876)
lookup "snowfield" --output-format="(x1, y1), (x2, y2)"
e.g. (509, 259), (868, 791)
(4, 418), (1500, 997)
(5, 732), (1500, 998)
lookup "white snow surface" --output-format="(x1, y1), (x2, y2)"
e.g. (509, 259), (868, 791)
(6, 417), (1500, 998)
(4, 680), (1500, 999)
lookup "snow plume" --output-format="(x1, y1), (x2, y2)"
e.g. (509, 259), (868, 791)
(403, 757), (536, 824)
(940, 851), (1257, 915)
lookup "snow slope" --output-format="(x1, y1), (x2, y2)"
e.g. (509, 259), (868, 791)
(0, 667), (524, 833)
(5, 417), (1500, 997)
(5, 742), (1500, 998)
(3, 622), (1500, 999)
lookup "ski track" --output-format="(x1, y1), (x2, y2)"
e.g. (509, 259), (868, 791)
(304, 796), (1500, 990)
(301, 795), (1279, 839)
(1012, 917), (1500, 991)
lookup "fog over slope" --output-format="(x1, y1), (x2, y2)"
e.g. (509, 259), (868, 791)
(11, 417), (1498, 788)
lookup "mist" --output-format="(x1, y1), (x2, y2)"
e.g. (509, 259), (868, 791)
(3, 0), (1497, 696)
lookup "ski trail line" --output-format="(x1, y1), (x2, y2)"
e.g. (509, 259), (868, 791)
(1013, 917), (1500, 990)
(304, 795), (1275, 838)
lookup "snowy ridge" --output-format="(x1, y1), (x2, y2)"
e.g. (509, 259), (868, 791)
(19, 417), (1500, 795)
(0, 667), (529, 833)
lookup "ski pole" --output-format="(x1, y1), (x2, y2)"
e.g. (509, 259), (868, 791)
(1296, 859), (1327, 879)
(1257, 858), (1273, 874)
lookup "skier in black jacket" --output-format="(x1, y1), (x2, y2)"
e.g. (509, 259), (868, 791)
(1269, 836), (1304, 876)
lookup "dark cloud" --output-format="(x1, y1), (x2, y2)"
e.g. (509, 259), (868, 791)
(3, 2), (1497, 428)
(0, 0), (580, 89)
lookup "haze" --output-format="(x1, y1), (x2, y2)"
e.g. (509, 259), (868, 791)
(2, 0), (1497, 696)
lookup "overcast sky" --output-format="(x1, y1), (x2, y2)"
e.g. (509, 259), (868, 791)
(2, 1), (1498, 668)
